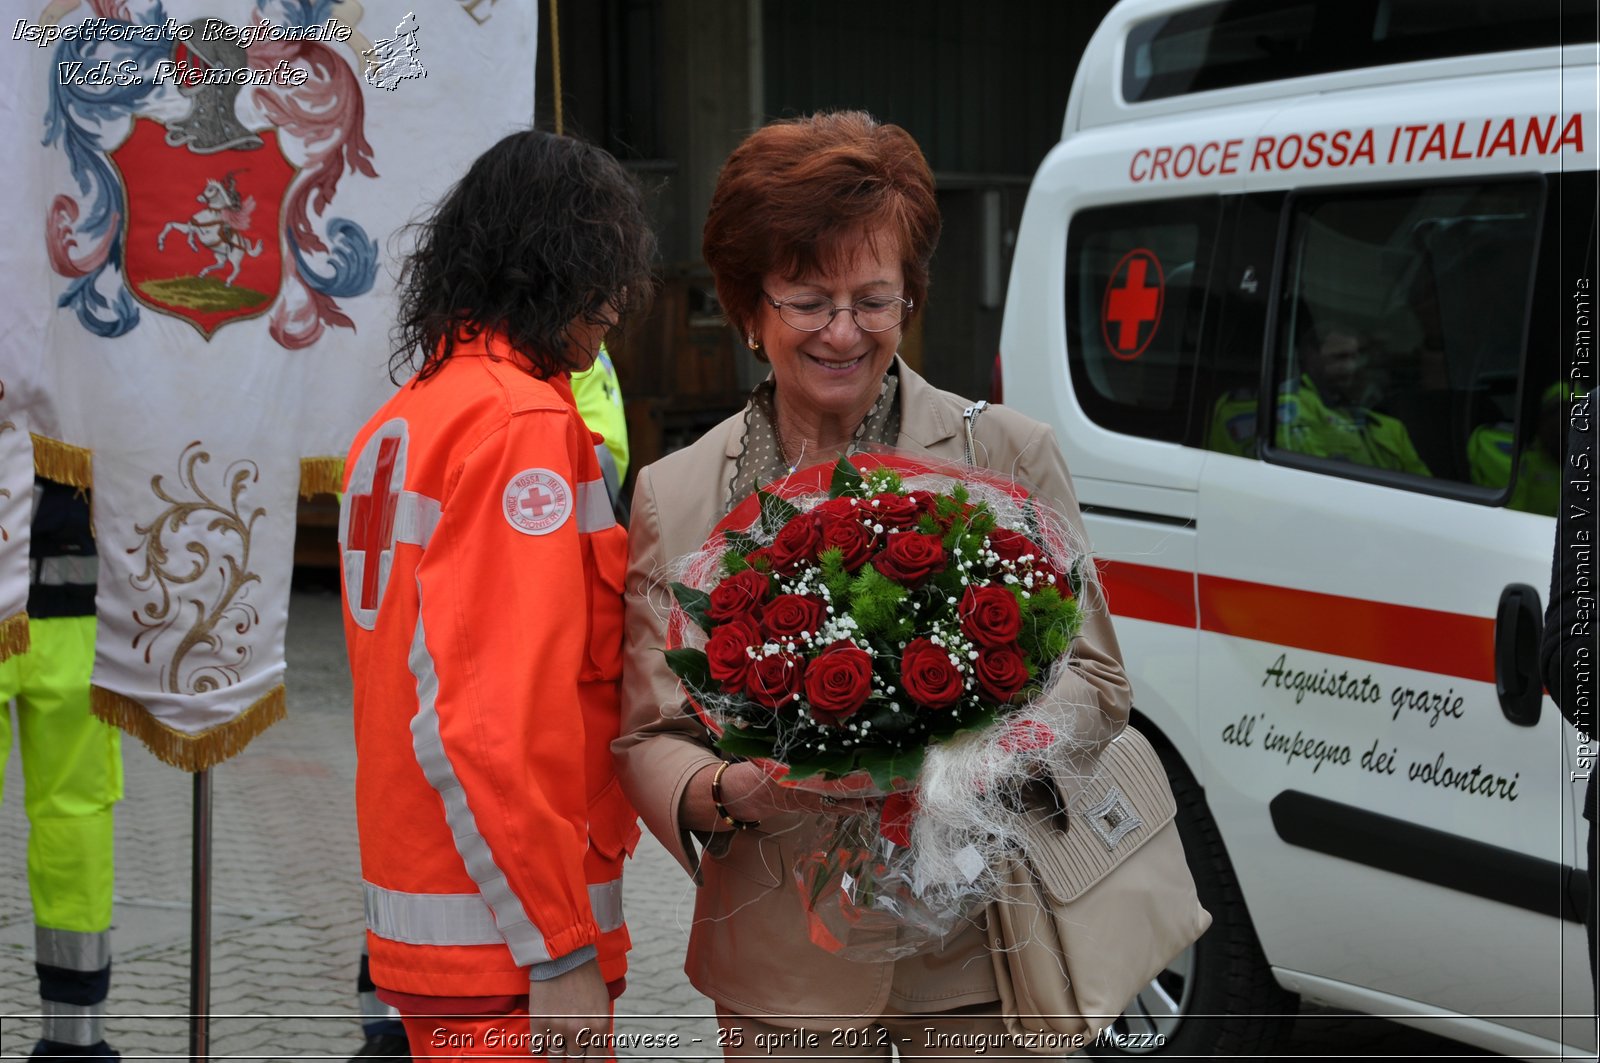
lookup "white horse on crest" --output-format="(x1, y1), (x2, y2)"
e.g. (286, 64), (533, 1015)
(156, 173), (263, 287)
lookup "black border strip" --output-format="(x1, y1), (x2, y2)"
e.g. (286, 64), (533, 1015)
(1078, 504), (1195, 529)
(1270, 790), (1587, 923)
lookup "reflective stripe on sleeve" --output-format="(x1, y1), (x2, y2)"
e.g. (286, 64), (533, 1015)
(594, 444), (620, 499)
(362, 882), (505, 947)
(393, 491), (441, 547)
(40, 999), (104, 1047)
(574, 477), (615, 533)
(588, 878), (623, 933)
(35, 927), (110, 973)
(405, 602), (552, 964)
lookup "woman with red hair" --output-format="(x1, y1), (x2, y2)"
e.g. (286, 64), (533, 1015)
(614, 111), (1131, 1056)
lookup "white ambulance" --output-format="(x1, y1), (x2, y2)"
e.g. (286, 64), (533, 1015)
(999, 0), (1597, 1057)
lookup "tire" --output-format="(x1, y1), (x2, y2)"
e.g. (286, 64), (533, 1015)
(1088, 746), (1297, 1058)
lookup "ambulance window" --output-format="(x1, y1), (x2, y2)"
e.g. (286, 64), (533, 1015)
(1195, 192), (1282, 455)
(1065, 198), (1218, 442)
(1266, 180), (1545, 492)
(1125, 0), (1598, 103)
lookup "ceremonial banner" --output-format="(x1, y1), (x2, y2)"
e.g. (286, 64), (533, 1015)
(0, 373), (34, 660)
(0, 0), (537, 768)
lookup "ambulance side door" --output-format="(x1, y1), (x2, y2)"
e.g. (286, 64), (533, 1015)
(1193, 171), (1589, 1046)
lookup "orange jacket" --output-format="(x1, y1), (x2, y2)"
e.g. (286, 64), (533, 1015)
(340, 334), (639, 998)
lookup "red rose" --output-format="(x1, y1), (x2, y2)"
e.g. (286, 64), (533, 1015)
(761, 594), (826, 641)
(879, 788), (919, 848)
(811, 497), (861, 522)
(704, 617), (761, 692)
(899, 637), (964, 709)
(975, 644), (1030, 704)
(987, 528), (1040, 567)
(707, 568), (771, 623)
(803, 643), (874, 725)
(905, 490), (940, 516)
(749, 650), (806, 709)
(872, 532), (947, 587)
(745, 546), (773, 572)
(959, 586), (1023, 648)
(767, 515), (822, 575)
(867, 492), (923, 532)
(818, 516), (878, 572)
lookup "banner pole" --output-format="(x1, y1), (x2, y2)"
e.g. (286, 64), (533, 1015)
(549, 0), (563, 134)
(189, 768), (213, 1062)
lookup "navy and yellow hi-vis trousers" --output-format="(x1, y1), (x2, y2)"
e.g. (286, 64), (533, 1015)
(1, 615), (122, 1056)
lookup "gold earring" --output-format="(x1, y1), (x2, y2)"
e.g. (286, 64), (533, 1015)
(746, 332), (760, 351)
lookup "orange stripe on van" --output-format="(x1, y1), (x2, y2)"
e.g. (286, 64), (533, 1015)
(1198, 574), (1496, 683)
(1098, 560), (1197, 628)
(1098, 561), (1496, 683)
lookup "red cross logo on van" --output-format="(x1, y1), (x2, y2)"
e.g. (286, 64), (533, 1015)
(1101, 249), (1165, 361)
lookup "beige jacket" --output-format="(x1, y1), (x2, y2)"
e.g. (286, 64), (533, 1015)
(613, 359), (1131, 1025)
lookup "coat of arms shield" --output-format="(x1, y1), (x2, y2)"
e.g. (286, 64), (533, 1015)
(113, 117), (294, 338)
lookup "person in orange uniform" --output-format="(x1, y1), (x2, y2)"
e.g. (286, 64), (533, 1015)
(338, 129), (655, 1061)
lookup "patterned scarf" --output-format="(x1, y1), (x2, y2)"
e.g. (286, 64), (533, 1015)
(725, 365), (902, 514)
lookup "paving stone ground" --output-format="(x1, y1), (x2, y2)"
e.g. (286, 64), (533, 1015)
(1, 585), (1498, 1060)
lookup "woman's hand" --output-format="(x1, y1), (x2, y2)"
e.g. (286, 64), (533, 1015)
(682, 760), (873, 832)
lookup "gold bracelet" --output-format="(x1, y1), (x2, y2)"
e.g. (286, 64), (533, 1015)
(711, 760), (760, 831)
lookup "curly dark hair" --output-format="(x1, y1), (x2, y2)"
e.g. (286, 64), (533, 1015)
(391, 129), (656, 382)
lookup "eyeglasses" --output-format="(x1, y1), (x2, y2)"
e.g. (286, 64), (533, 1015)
(761, 291), (914, 333)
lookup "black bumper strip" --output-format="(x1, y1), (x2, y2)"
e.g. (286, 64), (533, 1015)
(1269, 789), (1587, 923)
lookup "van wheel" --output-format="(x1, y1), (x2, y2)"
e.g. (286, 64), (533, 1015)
(1088, 748), (1296, 1058)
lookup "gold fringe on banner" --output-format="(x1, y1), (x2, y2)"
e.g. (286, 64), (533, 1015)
(32, 433), (93, 488)
(0, 612), (30, 662)
(91, 684), (287, 772)
(300, 456), (345, 498)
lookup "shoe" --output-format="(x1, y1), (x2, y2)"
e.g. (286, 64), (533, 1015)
(350, 1032), (411, 1060)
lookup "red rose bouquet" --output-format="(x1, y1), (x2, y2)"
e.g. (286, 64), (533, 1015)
(664, 452), (1101, 958)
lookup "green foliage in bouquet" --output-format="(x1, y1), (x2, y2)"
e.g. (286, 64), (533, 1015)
(845, 564), (912, 642)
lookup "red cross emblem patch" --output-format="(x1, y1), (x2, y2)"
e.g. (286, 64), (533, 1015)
(1100, 248), (1165, 361)
(504, 469), (572, 536)
(342, 419), (411, 628)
